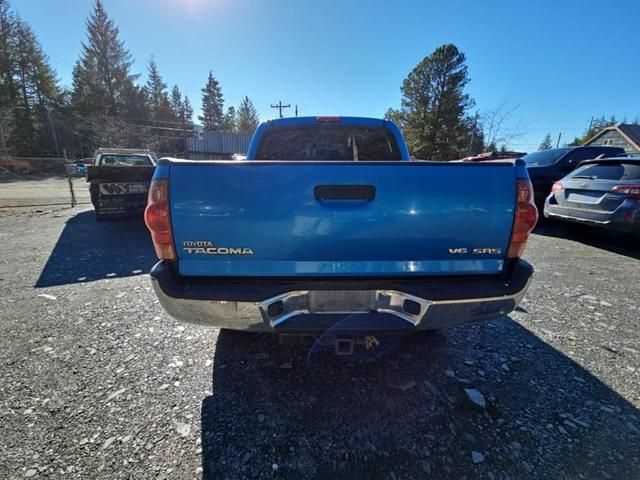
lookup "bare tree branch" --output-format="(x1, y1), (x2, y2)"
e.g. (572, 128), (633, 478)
(479, 102), (524, 149)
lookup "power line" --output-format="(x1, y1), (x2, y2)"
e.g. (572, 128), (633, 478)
(124, 123), (195, 133)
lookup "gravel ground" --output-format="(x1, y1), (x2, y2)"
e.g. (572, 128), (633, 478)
(0, 208), (638, 479)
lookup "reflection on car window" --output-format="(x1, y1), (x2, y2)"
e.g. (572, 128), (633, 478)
(572, 163), (640, 181)
(521, 148), (572, 167)
(256, 125), (401, 161)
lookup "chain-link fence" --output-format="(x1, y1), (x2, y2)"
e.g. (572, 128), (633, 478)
(0, 156), (92, 209)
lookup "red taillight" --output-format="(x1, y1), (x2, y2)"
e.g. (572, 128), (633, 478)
(144, 179), (175, 260)
(551, 181), (564, 194)
(508, 179), (539, 259)
(316, 116), (341, 123)
(612, 184), (640, 200)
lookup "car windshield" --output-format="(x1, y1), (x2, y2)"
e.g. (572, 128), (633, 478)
(255, 125), (401, 161)
(572, 162), (640, 181)
(521, 148), (572, 167)
(99, 154), (153, 166)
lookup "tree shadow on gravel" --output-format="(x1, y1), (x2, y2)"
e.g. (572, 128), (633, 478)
(201, 318), (640, 480)
(35, 210), (155, 287)
(534, 221), (640, 260)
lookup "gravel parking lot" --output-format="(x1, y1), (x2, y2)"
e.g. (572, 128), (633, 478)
(0, 176), (91, 208)
(0, 208), (638, 479)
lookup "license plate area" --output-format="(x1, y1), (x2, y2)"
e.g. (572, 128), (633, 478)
(566, 191), (603, 203)
(309, 290), (375, 312)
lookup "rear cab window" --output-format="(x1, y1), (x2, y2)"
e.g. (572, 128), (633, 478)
(98, 154), (154, 166)
(571, 162), (640, 181)
(255, 125), (402, 161)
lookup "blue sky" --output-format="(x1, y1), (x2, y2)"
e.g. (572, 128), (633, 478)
(14, 0), (640, 151)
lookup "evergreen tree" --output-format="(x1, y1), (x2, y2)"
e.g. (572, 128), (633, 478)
(120, 82), (149, 147)
(384, 107), (402, 126)
(236, 96), (259, 134)
(198, 71), (223, 131)
(146, 59), (168, 121)
(395, 44), (475, 160)
(0, 105), (11, 155)
(538, 133), (553, 151)
(72, 0), (136, 115)
(0, 1), (61, 155)
(570, 115), (619, 146)
(182, 95), (193, 131)
(169, 85), (183, 120)
(0, 0), (16, 113)
(463, 112), (485, 155)
(67, 1), (136, 152)
(222, 106), (236, 132)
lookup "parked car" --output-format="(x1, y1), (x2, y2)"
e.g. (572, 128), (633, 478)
(544, 156), (640, 234)
(144, 116), (537, 346)
(87, 148), (156, 221)
(64, 160), (90, 177)
(521, 146), (625, 211)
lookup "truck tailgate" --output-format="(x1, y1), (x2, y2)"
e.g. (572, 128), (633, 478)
(169, 162), (516, 277)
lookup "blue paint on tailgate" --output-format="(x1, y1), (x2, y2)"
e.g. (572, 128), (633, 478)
(168, 162), (515, 277)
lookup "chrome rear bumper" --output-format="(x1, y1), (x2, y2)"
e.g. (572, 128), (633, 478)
(150, 262), (532, 332)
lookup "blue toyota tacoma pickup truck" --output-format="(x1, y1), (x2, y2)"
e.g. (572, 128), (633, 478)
(145, 117), (537, 336)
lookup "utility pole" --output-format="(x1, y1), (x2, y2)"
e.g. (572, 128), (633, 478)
(556, 132), (562, 148)
(295, 105), (299, 117)
(270, 101), (291, 119)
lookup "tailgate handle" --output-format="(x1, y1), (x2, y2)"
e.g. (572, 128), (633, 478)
(314, 184), (376, 202)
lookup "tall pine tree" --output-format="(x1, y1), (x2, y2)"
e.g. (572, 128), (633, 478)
(14, 20), (61, 153)
(0, 0), (16, 110)
(0, 0), (16, 154)
(182, 95), (193, 131)
(236, 96), (259, 135)
(0, 0), (61, 155)
(222, 106), (236, 133)
(198, 71), (223, 131)
(169, 85), (183, 120)
(72, 0), (136, 116)
(393, 44), (475, 160)
(146, 59), (169, 121)
(71, 0), (138, 150)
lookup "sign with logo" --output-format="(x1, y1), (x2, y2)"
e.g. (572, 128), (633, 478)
(99, 183), (148, 195)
